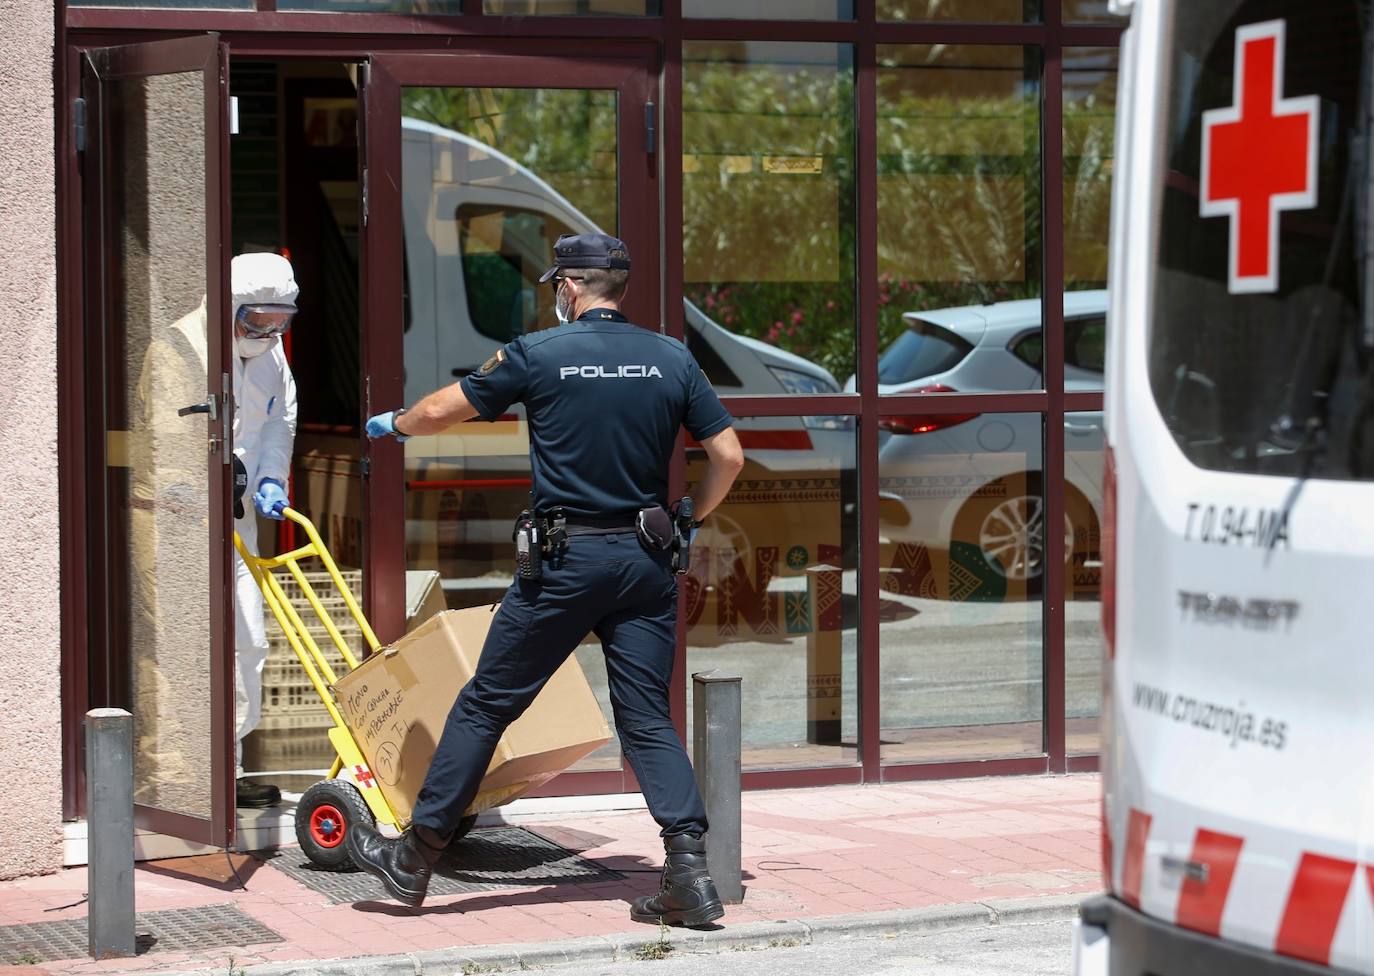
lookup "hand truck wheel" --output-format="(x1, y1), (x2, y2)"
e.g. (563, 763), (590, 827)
(296, 780), (375, 871)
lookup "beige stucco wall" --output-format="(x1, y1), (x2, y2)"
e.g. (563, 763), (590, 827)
(0, 0), (63, 878)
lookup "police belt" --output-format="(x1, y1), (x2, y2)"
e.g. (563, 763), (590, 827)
(563, 518), (637, 537)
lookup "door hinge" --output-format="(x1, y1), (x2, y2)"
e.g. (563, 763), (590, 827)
(361, 456), (371, 478)
(73, 97), (87, 153)
(361, 167), (369, 227)
(229, 96), (240, 136)
(645, 100), (657, 156)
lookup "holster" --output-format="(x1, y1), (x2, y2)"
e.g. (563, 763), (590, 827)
(670, 497), (695, 575)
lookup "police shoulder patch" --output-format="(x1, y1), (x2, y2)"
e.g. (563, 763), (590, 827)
(477, 348), (507, 376)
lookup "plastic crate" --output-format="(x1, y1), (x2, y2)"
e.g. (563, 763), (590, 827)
(259, 570), (365, 729)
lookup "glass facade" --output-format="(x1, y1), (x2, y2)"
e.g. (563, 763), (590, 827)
(877, 413), (1045, 762)
(484, 0), (658, 14)
(877, 44), (1042, 394)
(66, 2), (1121, 798)
(684, 418), (859, 769)
(879, 0), (1039, 22)
(682, 42), (856, 393)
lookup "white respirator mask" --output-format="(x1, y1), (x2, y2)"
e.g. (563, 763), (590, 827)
(236, 335), (276, 359)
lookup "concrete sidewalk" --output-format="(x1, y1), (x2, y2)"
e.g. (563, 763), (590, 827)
(0, 774), (1102, 975)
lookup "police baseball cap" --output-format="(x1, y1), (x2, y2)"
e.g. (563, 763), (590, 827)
(538, 233), (631, 283)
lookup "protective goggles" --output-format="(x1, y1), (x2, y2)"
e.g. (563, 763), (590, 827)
(236, 303), (297, 338)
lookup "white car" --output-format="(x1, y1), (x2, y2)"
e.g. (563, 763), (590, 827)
(849, 291), (1107, 596)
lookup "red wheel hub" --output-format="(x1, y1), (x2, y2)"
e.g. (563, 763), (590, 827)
(309, 804), (346, 848)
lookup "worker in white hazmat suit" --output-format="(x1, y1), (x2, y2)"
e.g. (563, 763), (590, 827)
(229, 252), (300, 808)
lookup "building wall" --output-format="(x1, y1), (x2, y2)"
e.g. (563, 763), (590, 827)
(0, 0), (62, 878)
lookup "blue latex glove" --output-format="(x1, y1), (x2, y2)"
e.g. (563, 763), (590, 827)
(365, 410), (410, 442)
(253, 479), (289, 520)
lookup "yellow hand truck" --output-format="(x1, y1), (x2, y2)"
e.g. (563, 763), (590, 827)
(233, 507), (480, 870)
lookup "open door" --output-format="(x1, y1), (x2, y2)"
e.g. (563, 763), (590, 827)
(81, 35), (236, 847)
(360, 51), (659, 795)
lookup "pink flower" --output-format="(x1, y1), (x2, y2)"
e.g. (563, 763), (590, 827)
(705, 294), (716, 309)
(790, 310), (804, 325)
(826, 300), (836, 311)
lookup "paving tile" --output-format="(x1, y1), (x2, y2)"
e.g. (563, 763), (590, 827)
(0, 774), (1102, 974)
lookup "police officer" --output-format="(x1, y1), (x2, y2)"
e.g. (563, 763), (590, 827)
(355, 233), (745, 926)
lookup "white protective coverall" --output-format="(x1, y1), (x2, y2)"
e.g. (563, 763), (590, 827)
(228, 253), (299, 775)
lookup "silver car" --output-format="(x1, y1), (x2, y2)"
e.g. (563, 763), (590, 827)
(848, 291), (1107, 598)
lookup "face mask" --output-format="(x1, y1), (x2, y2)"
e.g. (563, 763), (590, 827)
(236, 335), (275, 359)
(555, 282), (573, 323)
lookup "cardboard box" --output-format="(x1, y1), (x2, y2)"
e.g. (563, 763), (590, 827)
(331, 607), (611, 824)
(293, 433), (363, 570)
(405, 570), (449, 633)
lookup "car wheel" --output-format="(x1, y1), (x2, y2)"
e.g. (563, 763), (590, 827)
(952, 473), (1088, 598)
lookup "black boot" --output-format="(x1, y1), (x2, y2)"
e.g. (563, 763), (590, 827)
(630, 833), (725, 928)
(236, 779), (281, 809)
(346, 824), (448, 907)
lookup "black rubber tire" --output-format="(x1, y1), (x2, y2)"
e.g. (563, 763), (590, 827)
(295, 780), (375, 872)
(447, 814), (480, 847)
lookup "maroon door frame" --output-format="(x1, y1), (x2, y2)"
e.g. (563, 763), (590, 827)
(361, 50), (660, 796)
(76, 34), (237, 845)
(55, 6), (1120, 825)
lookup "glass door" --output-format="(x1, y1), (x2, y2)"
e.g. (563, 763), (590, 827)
(364, 51), (659, 790)
(82, 35), (236, 845)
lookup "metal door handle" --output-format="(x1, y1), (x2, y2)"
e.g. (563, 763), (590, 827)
(1065, 422), (1098, 435)
(177, 397), (218, 419)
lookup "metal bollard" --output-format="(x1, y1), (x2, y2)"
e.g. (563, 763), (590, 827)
(85, 708), (135, 959)
(692, 670), (742, 904)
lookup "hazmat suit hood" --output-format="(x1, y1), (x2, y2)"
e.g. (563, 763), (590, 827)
(231, 252), (299, 316)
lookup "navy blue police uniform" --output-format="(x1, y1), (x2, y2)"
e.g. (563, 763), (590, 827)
(407, 248), (733, 844)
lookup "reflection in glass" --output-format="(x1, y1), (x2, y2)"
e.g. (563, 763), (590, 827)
(682, 42), (856, 392)
(400, 87), (623, 771)
(875, 45), (1042, 394)
(114, 72), (215, 818)
(878, 0), (1038, 22)
(1063, 0), (1125, 22)
(485, 0), (658, 12)
(684, 0), (853, 18)
(1065, 411), (1105, 755)
(279, 0), (460, 10)
(878, 413), (1044, 763)
(685, 420), (859, 769)
(72, 0), (250, 8)
(1065, 48), (1119, 291)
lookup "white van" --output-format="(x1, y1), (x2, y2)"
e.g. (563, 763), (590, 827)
(400, 117), (845, 414)
(1077, 1), (1374, 973)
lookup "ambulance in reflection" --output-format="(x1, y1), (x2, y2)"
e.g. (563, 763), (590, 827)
(1077, 1), (1374, 973)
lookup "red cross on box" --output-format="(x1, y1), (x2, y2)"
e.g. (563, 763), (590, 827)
(354, 765), (376, 789)
(1201, 18), (1319, 294)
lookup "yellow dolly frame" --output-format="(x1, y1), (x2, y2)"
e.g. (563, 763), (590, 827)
(234, 507), (482, 870)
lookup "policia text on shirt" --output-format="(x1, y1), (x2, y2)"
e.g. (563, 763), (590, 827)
(359, 233), (746, 926)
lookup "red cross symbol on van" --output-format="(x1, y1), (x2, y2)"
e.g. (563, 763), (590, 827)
(1200, 19), (1319, 294)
